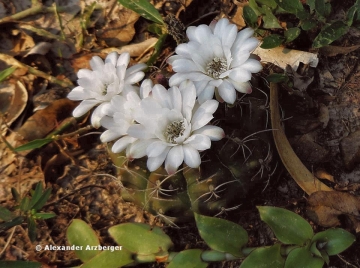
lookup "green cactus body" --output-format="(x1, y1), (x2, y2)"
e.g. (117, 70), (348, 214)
(109, 89), (276, 223)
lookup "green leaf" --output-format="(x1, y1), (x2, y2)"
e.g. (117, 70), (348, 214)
(260, 34), (284, 48)
(284, 247), (324, 268)
(0, 66), (17, 82)
(34, 212), (56, 219)
(0, 261), (41, 268)
(11, 188), (21, 203)
(314, 0), (326, 18)
(117, 0), (164, 24)
(194, 213), (248, 257)
(249, 0), (262, 16)
(67, 219), (102, 262)
(29, 183), (43, 209)
(262, 6), (282, 28)
(258, 206), (313, 245)
(312, 21), (349, 48)
(301, 19), (317, 30)
(240, 244), (285, 268)
(27, 217), (37, 242)
(256, 0), (278, 9)
(273, 0), (304, 14)
(146, 34), (167, 67)
(346, 4), (358, 26)
(148, 23), (166, 35)
(32, 188), (52, 210)
(266, 73), (289, 83)
(243, 6), (258, 28)
(81, 249), (134, 268)
(14, 138), (55, 152)
(20, 197), (30, 212)
(306, 0), (315, 12)
(0, 216), (24, 232)
(284, 27), (301, 43)
(109, 222), (173, 255)
(0, 206), (14, 221)
(167, 249), (208, 268)
(311, 228), (355, 256)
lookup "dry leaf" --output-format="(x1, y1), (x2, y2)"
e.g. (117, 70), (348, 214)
(307, 191), (360, 232)
(270, 83), (332, 194)
(319, 44), (360, 57)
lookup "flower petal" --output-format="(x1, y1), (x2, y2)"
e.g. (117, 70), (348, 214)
(91, 102), (108, 128)
(72, 99), (100, 118)
(147, 147), (171, 171)
(193, 125), (225, 141)
(228, 68), (252, 83)
(147, 140), (169, 157)
(183, 145), (201, 168)
(165, 146), (184, 174)
(241, 59), (263, 73)
(67, 86), (87, 100)
(105, 51), (118, 66)
(112, 136), (136, 153)
(127, 124), (155, 139)
(218, 80), (236, 104)
(90, 56), (104, 71)
(184, 134), (211, 150)
(127, 139), (154, 159)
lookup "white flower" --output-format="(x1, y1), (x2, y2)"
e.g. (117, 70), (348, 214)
(100, 79), (153, 155)
(67, 52), (147, 127)
(127, 80), (225, 174)
(167, 18), (262, 105)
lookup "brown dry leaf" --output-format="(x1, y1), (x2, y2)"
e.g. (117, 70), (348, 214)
(319, 44), (360, 57)
(96, 7), (139, 47)
(270, 83), (333, 194)
(307, 191), (360, 232)
(15, 98), (77, 143)
(315, 169), (335, 183)
(0, 80), (28, 132)
(101, 37), (158, 57)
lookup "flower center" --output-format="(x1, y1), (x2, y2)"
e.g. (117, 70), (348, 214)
(165, 120), (185, 143)
(102, 83), (109, 95)
(206, 57), (227, 79)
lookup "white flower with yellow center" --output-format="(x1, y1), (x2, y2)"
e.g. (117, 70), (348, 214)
(167, 18), (262, 105)
(67, 52), (147, 127)
(127, 80), (225, 174)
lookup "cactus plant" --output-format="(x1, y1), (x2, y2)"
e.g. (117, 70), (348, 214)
(108, 87), (276, 223)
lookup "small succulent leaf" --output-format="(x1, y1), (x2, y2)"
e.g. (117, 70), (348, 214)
(346, 5), (358, 26)
(273, 0), (304, 14)
(167, 249), (208, 268)
(0, 66), (17, 82)
(14, 138), (54, 152)
(311, 228), (355, 256)
(11, 188), (21, 203)
(117, 0), (164, 24)
(34, 212), (56, 219)
(0, 261), (42, 268)
(147, 34), (168, 67)
(262, 6), (282, 29)
(243, 6), (258, 28)
(284, 27), (301, 43)
(312, 21), (349, 48)
(27, 217), (37, 242)
(29, 183), (43, 209)
(67, 219), (101, 262)
(20, 197), (30, 212)
(0, 206), (14, 221)
(32, 188), (52, 210)
(256, 0), (278, 9)
(306, 0), (315, 12)
(81, 249), (134, 268)
(319, 249), (330, 265)
(301, 19), (318, 30)
(314, 0), (326, 18)
(258, 206), (313, 245)
(260, 34), (284, 49)
(240, 244), (285, 268)
(285, 247), (324, 268)
(194, 213), (248, 257)
(310, 241), (322, 258)
(266, 73), (289, 83)
(108, 223), (173, 255)
(248, 0), (262, 16)
(0, 216), (25, 232)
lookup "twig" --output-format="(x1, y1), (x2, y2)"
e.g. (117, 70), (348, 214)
(0, 226), (17, 257)
(0, 53), (73, 87)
